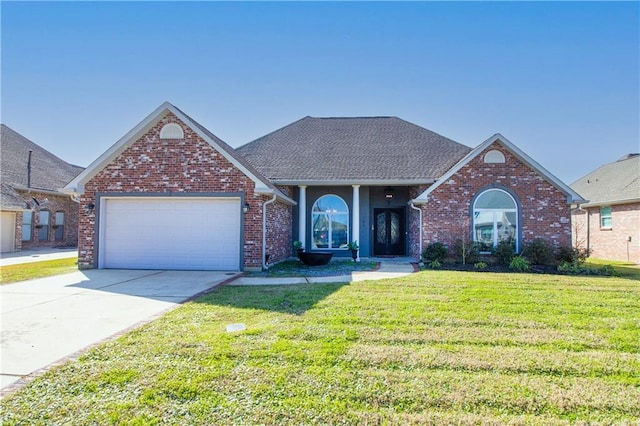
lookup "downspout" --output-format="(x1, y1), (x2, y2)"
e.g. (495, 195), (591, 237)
(409, 201), (423, 261)
(262, 194), (277, 270)
(27, 150), (33, 188)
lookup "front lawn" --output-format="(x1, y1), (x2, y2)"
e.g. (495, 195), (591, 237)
(2, 271), (639, 424)
(0, 257), (78, 285)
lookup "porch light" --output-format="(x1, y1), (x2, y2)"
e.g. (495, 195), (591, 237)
(384, 187), (394, 202)
(243, 202), (250, 214)
(84, 203), (95, 212)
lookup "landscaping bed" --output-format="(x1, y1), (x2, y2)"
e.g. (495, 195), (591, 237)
(246, 259), (378, 277)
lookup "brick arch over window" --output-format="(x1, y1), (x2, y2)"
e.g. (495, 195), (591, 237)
(471, 187), (520, 252)
(311, 194), (349, 249)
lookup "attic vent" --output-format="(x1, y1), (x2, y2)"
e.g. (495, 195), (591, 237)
(160, 123), (184, 139)
(484, 150), (505, 164)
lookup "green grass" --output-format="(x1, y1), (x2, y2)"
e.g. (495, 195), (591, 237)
(2, 271), (639, 424)
(586, 258), (640, 280)
(0, 257), (78, 284)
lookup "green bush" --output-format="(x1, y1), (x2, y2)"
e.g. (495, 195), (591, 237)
(509, 256), (530, 272)
(474, 261), (487, 270)
(522, 238), (555, 265)
(493, 240), (515, 265)
(453, 239), (480, 264)
(556, 245), (591, 266)
(428, 260), (442, 269)
(556, 246), (575, 264)
(422, 242), (448, 262)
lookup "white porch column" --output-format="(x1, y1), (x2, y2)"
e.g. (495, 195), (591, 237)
(298, 185), (307, 248)
(352, 185), (360, 261)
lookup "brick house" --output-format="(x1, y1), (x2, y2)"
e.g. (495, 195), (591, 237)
(1, 125), (84, 253)
(570, 154), (640, 264)
(65, 102), (584, 271)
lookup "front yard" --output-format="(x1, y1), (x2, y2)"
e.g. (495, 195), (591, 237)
(1, 271), (639, 424)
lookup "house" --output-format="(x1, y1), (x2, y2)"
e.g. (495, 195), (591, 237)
(1, 124), (84, 253)
(570, 154), (640, 264)
(64, 102), (585, 271)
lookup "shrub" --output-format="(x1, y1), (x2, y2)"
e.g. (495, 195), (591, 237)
(522, 238), (555, 265)
(493, 240), (515, 265)
(556, 246), (575, 264)
(453, 239), (480, 264)
(474, 261), (487, 270)
(422, 242), (448, 262)
(557, 260), (579, 274)
(428, 260), (442, 269)
(556, 245), (591, 266)
(509, 256), (530, 272)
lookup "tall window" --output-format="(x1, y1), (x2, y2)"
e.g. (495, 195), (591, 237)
(473, 189), (518, 251)
(312, 195), (349, 249)
(54, 211), (65, 241)
(600, 206), (612, 228)
(38, 210), (50, 241)
(22, 211), (33, 241)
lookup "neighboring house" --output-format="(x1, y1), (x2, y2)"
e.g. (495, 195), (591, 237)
(1, 124), (84, 253)
(64, 102), (585, 271)
(570, 154), (640, 264)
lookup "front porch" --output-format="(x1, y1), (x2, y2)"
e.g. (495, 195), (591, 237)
(291, 185), (422, 259)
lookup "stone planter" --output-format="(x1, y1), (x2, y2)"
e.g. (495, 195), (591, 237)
(298, 251), (333, 266)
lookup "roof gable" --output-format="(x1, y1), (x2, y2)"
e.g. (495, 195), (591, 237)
(236, 116), (472, 184)
(413, 134), (586, 204)
(570, 154), (640, 206)
(1, 124), (84, 192)
(64, 102), (294, 205)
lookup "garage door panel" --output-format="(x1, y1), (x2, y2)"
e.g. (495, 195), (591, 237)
(101, 198), (241, 270)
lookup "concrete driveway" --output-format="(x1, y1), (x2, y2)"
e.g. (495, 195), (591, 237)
(1, 269), (237, 394)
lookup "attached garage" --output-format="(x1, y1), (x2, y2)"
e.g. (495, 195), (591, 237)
(1, 212), (16, 253)
(99, 197), (241, 271)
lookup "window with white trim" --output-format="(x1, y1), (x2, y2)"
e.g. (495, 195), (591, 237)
(600, 206), (612, 228)
(22, 211), (32, 241)
(312, 195), (349, 249)
(473, 189), (518, 251)
(38, 210), (50, 241)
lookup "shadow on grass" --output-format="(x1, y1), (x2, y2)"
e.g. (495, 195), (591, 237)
(193, 282), (348, 315)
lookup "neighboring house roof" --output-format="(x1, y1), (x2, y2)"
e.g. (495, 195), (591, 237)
(1, 124), (84, 210)
(64, 102), (295, 205)
(413, 133), (586, 205)
(236, 116), (472, 184)
(570, 153), (640, 207)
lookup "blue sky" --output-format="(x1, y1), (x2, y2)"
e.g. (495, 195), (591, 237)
(2, 1), (638, 184)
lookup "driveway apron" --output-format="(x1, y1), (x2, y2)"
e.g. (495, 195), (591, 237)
(1, 269), (235, 394)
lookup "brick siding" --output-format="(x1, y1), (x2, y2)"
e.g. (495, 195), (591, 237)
(416, 141), (572, 256)
(572, 202), (640, 264)
(78, 112), (291, 270)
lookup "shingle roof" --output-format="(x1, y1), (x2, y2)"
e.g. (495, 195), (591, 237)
(1, 124), (84, 192)
(236, 117), (472, 183)
(570, 154), (640, 206)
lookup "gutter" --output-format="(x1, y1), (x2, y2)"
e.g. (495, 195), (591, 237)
(262, 194), (277, 270)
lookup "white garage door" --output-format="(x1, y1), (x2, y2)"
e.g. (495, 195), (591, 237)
(1, 212), (16, 253)
(100, 197), (241, 270)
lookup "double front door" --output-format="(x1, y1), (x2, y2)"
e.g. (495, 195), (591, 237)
(373, 208), (405, 256)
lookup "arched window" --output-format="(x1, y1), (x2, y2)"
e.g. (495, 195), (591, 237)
(472, 188), (518, 251)
(312, 195), (349, 249)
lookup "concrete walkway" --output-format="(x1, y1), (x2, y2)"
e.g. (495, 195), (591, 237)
(1, 247), (78, 267)
(230, 260), (417, 286)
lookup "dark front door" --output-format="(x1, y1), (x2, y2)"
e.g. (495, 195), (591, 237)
(373, 208), (405, 256)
